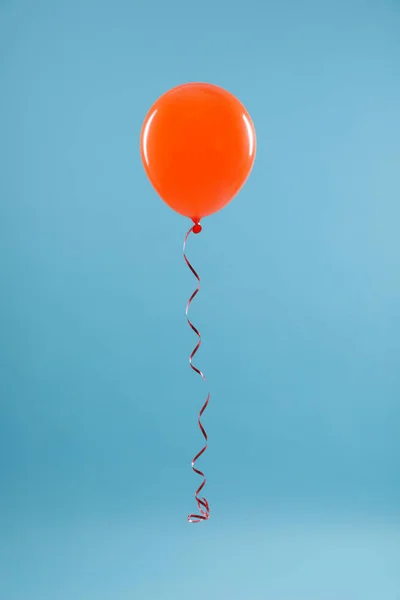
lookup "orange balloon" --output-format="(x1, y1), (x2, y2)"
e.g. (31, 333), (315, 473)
(140, 83), (256, 222)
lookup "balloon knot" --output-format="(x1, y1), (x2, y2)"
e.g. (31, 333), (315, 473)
(193, 223), (202, 234)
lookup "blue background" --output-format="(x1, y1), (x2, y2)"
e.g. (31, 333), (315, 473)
(1, 0), (399, 598)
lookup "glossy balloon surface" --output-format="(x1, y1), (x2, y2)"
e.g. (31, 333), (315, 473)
(140, 83), (256, 221)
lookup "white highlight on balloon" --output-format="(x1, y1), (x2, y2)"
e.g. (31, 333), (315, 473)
(242, 113), (255, 157)
(142, 109), (158, 165)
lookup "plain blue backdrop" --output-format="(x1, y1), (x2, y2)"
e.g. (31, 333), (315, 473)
(0, 0), (399, 598)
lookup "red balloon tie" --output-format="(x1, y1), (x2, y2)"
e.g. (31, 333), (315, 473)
(183, 224), (210, 523)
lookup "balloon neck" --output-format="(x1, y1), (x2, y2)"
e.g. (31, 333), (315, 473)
(192, 219), (202, 234)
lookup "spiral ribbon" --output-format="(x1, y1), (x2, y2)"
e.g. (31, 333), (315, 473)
(183, 224), (210, 523)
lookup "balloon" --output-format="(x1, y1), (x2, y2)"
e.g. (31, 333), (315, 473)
(140, 83), (256, 222)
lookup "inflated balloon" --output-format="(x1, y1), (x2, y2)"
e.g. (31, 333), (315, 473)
(140, 82), (256, 222)
(140, 83), (256, 524)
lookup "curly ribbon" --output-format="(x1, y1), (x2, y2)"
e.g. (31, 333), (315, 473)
(183, 224), (210, 523)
